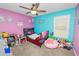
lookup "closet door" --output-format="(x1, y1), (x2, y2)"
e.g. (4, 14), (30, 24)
(53, 15), (70, 38)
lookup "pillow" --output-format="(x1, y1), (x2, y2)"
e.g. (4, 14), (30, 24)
(39, 38), (45, 43)
(27, 34), (40, 40)
(41, 31), (49, 39)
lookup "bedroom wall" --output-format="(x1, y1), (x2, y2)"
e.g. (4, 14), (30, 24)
(34, 8), (76, 42)
(0, 8), (34, 34)
(74, 4), (79, 56)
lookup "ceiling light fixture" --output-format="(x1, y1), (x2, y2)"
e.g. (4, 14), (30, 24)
(31, 10), (37, 14)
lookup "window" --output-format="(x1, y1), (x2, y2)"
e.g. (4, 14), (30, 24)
(53, 15), (70, 38)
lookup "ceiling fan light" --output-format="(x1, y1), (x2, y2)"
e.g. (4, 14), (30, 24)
(31, 11), (37, 14)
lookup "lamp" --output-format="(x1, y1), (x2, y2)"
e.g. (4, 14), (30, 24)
(31, 10), (37, 14)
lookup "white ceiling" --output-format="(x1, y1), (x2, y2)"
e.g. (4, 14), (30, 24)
(0, 3), (77, 16)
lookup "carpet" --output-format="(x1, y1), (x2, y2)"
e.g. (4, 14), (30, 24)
(11, 42), (75, 56)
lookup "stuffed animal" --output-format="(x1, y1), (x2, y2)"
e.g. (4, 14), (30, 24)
(63, 42), (73, 50)
(58, 39), (73, 50)
(57, 43), (64, 48)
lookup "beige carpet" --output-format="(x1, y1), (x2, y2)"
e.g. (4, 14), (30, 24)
(11, 42), (75, 56)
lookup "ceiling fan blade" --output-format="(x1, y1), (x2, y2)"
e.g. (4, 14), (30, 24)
(31, 3), (39, 10)
(32, 3), (35, 6)
(19, 6), (31, 10)
(26, 12), (30, 14)
(37, 10), (47, 12)
(35, 3), (39, 9)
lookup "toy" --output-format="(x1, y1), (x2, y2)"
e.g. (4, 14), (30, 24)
(8, 34), (19, 45)
(7, 42), (15, 47)
(14, 34), (19, 40)
(15, 34), (27, 44)
(0, 39), (5, 56)
(19, 35), (27, 44)
(3, 38), (8, 43)
(58, 38), (67, 46)
(63, 42), (73, 50)
(17, 34), (21, 44)
(7, 36), (15, 47)
(8, 36), (14, 41)
(57, 38), (73, 50)
(4, 46), (11, 54)
(2, 32), (9, 38)
(57, 43), (64, 48)
(20, 37), (27, 44)
(48, 35), (57, 40)
(44, 38), (58, 49)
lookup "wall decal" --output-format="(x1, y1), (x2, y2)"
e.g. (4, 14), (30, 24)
(0, 16), (4, 23)
(8, 17), (13, 23)
(28, 19), (32, 23)
(17, 22), (23, 27)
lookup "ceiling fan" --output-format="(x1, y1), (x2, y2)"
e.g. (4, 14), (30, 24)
(19, 3), (47, 15)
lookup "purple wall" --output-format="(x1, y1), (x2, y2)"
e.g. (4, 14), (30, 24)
(0, 8), (34, 34)
(74, 4), (79, 56)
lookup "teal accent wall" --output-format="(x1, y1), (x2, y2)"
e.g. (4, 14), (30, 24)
(34, 8), (76, 42)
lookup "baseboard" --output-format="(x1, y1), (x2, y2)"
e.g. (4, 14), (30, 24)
(73, 48), (77, 56)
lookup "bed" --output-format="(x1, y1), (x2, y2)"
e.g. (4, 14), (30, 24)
(26, 31), (49, 47)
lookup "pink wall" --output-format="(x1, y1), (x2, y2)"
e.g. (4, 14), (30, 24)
(74, 4), (79, 56)
(0, 8), (34, 34)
